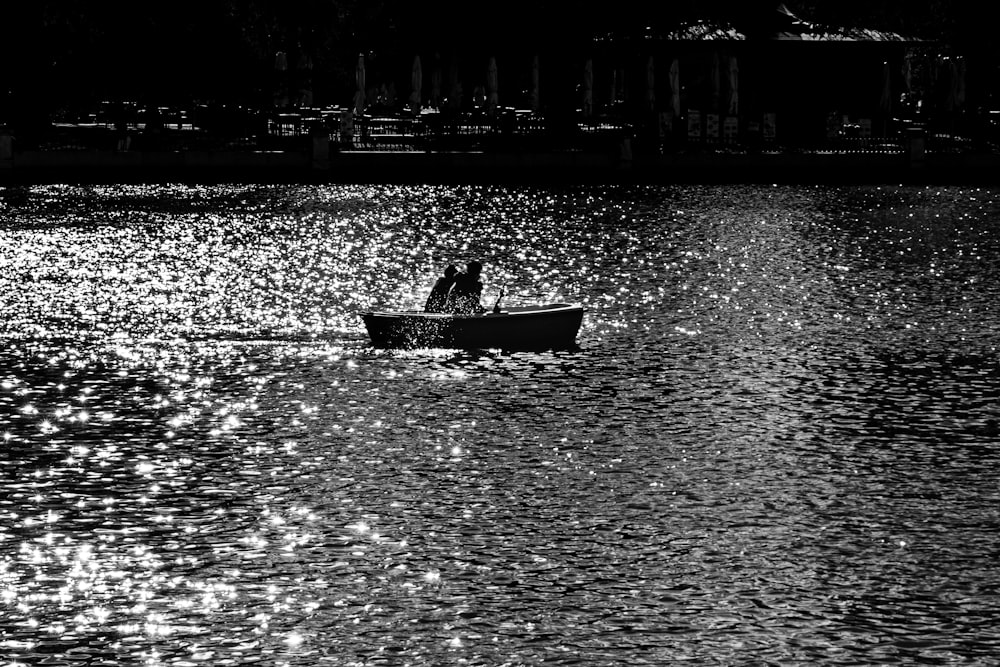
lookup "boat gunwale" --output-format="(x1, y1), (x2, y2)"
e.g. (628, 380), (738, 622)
(361, 303), (584, 320)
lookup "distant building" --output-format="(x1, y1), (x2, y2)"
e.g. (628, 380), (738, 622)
(590, 4), (939, 145)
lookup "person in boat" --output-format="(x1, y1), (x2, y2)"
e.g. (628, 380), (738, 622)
(448, 260), (485, 314)
(424, 264), (460, 312)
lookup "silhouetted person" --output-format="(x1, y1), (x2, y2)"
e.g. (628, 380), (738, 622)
(0, 125), (12, 163)
(144, 106), (164, 133)
(113, 103), (130, 152)
(424, 264), (460, 312)
(448, 261), (485, 314)
(142, 106), (164, 150)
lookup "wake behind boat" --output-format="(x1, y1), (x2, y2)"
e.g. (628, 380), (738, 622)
(361, 303), (584, 350)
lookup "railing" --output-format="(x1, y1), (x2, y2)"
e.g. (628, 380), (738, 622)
(19, 105), (1000, 157)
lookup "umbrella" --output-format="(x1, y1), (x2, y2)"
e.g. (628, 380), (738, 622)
(409, 55), (422, 114)
(353, 53), (366, 116)
(956, 57), (966, 109)
(941, 56), (965, 114)
(487, 56), (499, 116)
(940, 56), (955, 112)
(296, 49), (314, 107)
(879, 60), (891, 115)
(646, 56), (655, 111)
(582, 58), (594, 117)
(710, 52), (721, 112)
(447, 59), (463, 112)
(901, 55), (912, 95)
(669, 59), (680, 117)
(726, 55), (739, 115)
(530, 55), (540, 112)
(274, 51), (289, 108)
(430, 53), (443, 108)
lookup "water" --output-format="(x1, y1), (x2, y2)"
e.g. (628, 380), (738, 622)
(2, 183), (1000, 665)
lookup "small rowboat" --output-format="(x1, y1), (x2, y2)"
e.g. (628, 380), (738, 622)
(361, 303), (584, 350)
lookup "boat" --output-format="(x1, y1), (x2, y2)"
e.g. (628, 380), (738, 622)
(361, 303), (585, 350)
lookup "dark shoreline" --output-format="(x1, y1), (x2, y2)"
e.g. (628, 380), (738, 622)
(3, 148), (1000, 185)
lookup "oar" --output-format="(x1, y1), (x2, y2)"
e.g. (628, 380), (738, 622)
(492, 286), (506, 313)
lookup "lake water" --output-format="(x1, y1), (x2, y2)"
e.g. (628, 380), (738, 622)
(2, 183), (1000, 665)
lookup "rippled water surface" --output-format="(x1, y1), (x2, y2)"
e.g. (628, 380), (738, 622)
(2, 183), (1000, 665)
